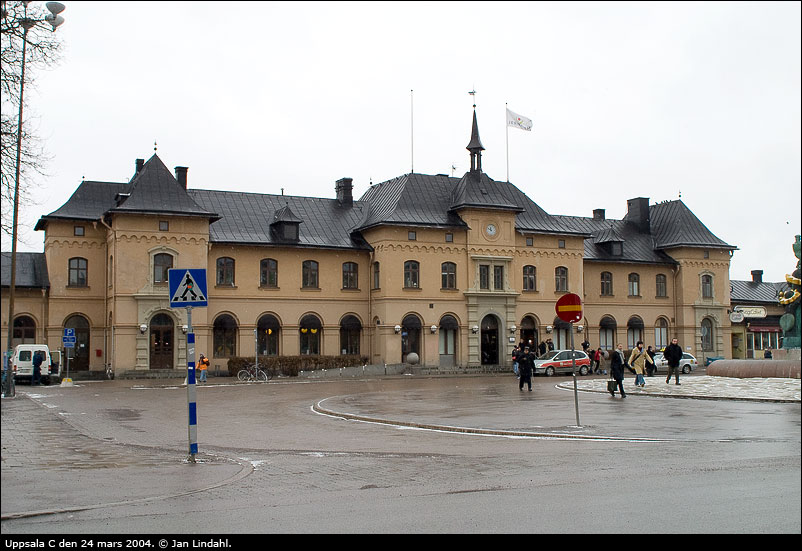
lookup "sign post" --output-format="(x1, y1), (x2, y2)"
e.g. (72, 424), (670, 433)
(169, 268), (208, 463)
(556, 293), (583, 427)
(61, 328), (75, 387)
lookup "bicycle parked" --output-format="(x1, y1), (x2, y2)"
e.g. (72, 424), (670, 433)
(237, 362), (272, 382)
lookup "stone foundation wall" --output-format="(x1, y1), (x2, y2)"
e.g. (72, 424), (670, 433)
(707, 359), (800, 379)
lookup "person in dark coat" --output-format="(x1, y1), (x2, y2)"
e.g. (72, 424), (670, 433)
(538, 340), (547, 356)
(609, 343), (627, 398)
(517, 346), (535, 392)
(32, 352), (43, 386)
(646, 345), (657, 377)
(663, 337), (683, 385)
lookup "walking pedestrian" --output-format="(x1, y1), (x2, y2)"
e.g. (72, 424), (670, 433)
(538, 340), (547, 356)
(628, 341), (652, 387)
(198, 354), (210, 383)
(609, 343), (627, 398)
(646, 345), (657, 377)
(593, 347), (603, 374)
(512, 343), (521, 377)
(518, 346), (534, 392)
(664, 337), (683, 385)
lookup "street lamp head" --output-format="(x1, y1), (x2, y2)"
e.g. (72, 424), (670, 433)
(46, 2), (66, 15)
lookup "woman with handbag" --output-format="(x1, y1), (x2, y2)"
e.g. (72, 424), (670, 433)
(609, 343), (627, 398)
(628, 341), (653, 388)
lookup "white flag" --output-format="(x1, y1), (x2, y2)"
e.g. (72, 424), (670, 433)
(506, 108), (532, 131)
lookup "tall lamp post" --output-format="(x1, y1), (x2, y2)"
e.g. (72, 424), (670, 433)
(3, 1), (66, 398)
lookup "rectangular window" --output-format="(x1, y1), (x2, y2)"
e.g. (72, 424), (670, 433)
(159, 220), (169, 231)
(260, 259), (278, 287)
(555, 267), (568, 292)
(216, 257), (235, 286)
(523, 266), (536, 291)
(302, 260), (319, 288)
(702, 275), (713, 298)
(68, 258), (88, 287)
(153, 253), (173, 283)
(445, 233), (453, 243)
(493, 265), (504, 290)
(342, 262), (358, 289)
(526, 237), (533, 247)
(628, 274), (640, 296)
(656, 274), (667, 297)
(404, 261), (419, 288)
(372, 262), (380, 290)
(558, 239), (566, 249)
(441, 262), (456, 289)
(74, 226), (85, 236)
(479, 265), (490, 290)
(601, 272), (613, 296)
(408, 231), (417, 241)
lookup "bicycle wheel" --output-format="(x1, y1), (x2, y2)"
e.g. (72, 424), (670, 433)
(237, 369), (251, 382)
(255, 369), (268, 383)
(264, 367), (274, 381)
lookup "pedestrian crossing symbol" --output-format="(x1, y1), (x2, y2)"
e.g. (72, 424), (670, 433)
(169, 269), (208, 308)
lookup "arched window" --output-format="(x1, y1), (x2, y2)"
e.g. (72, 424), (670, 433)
(216, 257), (235, 286)
(627, 316), (644, 349)
(12, 315), (36, 346)
(339, 315), (361, 355)
(257, 314), (280, 355)
(401, 314), (421, 362)
(260, 259), (278, 288)
(404, 261), (420, 289)
(153, 253), (173, 284)
(628, 273), (640, 296)
(600, 272), (613, 296)
(555, 266), (568, 292)
(701, 318), (714, 351)
(523, 265), (536, 291)
(701, 274), (713, 299)
(68, 257), (88, 287)
(342, 262), (359, 289)
(599, 316), (616, 350)
(302, 260), (319, 288)
(213, 314), (238, 358)
(441, 262), (456, 289)
(300, 314), (322, 355)
(372, 262), (380, 290)
(654, 317), (669, 349)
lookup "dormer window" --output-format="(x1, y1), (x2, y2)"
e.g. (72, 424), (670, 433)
(610, 242), (623, 256)
(270, 204), (302, 242)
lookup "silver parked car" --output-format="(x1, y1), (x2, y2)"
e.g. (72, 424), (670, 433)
(652, 352), (698, 374)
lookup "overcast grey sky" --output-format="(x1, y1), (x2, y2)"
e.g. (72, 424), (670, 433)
(6, 1), (801, 283)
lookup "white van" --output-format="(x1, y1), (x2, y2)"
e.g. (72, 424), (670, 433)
(12, 344), (61, 385)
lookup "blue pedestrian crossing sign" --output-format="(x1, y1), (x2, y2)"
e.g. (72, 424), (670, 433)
(169, 269), (208, 308)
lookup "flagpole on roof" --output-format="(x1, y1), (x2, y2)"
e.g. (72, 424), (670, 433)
(410, 89), (414, 173)
(505, 102), (510, 182)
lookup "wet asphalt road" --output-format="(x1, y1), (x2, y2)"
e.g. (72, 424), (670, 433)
(2, 373), (800, 534)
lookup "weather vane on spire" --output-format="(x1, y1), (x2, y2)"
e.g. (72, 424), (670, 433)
(469, 88), (476, 109)
(154, 141), (158, 152)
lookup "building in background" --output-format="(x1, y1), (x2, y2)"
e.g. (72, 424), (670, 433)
(2, 112), (738, 375)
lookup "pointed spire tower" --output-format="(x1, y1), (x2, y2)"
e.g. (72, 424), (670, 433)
(467, 108), (485, 173)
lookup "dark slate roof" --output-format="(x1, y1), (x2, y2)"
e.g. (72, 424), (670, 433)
(358, 172), (586, 236)
(188, 190), (371, 250)
(35, 155), (217, 230)
(107, 154), (217, 219)
(650, 200), (735, 250)
(554, 215), (677, 265)
(34, 180), (128, 229)
(730, 279), (790, 304)
(0, 252), (49, 288)
(450, 170), (525, 213)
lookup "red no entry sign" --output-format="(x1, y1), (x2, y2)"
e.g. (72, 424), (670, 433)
(556, 293), (583, 323)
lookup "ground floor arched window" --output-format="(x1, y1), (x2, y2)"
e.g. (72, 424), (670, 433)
(213, 314), (238, 358)
(701, 318), (715, 351)
(257, 314), (280, 356)
(340, 315), (361, 355)
(300, 314), (322, 355)
(12, 315), (36, 347)
(401, 314), (421, 362)
(627, 316), (644, 349)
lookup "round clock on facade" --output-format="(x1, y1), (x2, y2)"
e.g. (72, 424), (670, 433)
(486, 224), (497, 236)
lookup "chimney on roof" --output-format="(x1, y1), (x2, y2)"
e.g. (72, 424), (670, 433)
(593, 208), (606, 221)
(626, 197), (650, 233)
(175, 166), (188, 189)
(134, 158), (144, 178)
(751, 270), (763, 283)
(336, 177), (353, 207)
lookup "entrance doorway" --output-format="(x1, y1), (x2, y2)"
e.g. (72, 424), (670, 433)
(439, 315), (459, 367)
(149, 313), (174, 369)
(64, 315), (90, 371)
(480, 315), (499, 365)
